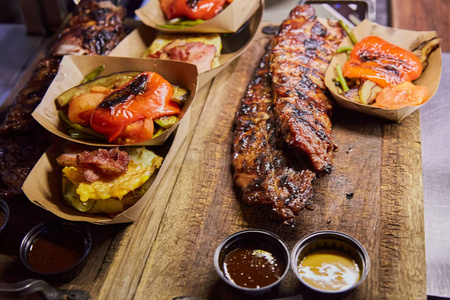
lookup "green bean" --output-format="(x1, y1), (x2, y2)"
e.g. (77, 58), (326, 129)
(58, 110), (107, 140)
(337, 45), (353, 53)
(81, 65), (105, 84)
(339, 20), (358, 45)
(160, 19), (205, 29)
(335, 64), (349, 92)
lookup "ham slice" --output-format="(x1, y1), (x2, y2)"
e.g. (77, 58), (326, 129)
(148, 40), (217, 72)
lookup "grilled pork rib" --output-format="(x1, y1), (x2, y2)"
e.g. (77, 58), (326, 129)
(233, 5), (343, 224)
(233, 49), (316, 225)
(271, 5), (344, 173)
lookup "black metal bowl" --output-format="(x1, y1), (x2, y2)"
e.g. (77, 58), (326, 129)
(291, 230), (370, 295)
(0, 199), (10, 239)
(20, 221), (93, 283)
(214, 229), (290, 296)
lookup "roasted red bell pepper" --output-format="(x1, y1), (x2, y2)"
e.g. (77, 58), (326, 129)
(343, 36), (423, 88)
(90, 72), (180, 143)
(160, 0), (228, 21)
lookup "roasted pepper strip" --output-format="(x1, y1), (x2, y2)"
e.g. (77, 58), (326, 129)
(343, 36), (423, 88)
(160, 0), (227, 21)
(90, 72), (180, 143)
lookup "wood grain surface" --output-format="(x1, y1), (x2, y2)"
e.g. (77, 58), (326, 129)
(0, 25), (426, 299)
(391, 0), (450, 51)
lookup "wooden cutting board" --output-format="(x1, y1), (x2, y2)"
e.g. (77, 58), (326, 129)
(0, 25), (426, 299)
(94, 26), (425, 299)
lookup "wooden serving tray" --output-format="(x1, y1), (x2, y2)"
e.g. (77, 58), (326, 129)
(0, 24), (426, 300)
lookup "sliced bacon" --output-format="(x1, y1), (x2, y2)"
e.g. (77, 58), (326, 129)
(56, 147), (130, 183)
(77, 148), (129, 175)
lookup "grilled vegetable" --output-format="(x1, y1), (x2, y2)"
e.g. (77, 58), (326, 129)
(412, 37), (442, 70)
(160, 18), (205, 29)
(90, 72), (180, 144)
(343, 36), (423, 88)
(339, 20), (357, 45)
(335, 64), (349, 92)
(358, 80), (382, 105)
(373, 81), (428, 109)
(56, 72), (140, 108)
(160, 0), (229, 21)
(57, 71), (187, 144)
(81, 65), (105, 84)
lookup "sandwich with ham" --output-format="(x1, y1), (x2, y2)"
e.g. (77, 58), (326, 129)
(143, 34), (222, 73)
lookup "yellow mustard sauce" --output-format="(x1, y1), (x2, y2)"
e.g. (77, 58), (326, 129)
(297, 249), (360, 291)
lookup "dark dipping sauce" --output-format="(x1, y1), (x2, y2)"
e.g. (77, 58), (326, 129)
(27, 229), (86, 273)
(223, 247), (285, 288)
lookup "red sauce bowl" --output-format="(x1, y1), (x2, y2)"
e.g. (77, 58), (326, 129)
(20, 221), (92, 282)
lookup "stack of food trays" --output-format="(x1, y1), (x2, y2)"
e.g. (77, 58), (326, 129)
(110, 0), (263, 88)
(23, 56), (198, 224)
(22, 0), (263, 225)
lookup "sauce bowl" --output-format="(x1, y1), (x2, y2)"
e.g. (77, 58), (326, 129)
(20, 221), (93, 282)
(0, 199), (10, 239)
(214, 229), (290, 296)
(290, 230), (370, 296)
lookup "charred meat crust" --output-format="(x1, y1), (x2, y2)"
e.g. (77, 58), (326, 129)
(271, 5), (344, 173)
(232, 47), (316, 226)
(232, 5), (344, 225)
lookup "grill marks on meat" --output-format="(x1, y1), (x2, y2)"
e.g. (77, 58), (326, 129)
(0, 0), (125, 199)
(232, 5), (343, 225)
(232, 49), (316, 225)
(271, 5), (344, 173)
(51, 0), (126, 56)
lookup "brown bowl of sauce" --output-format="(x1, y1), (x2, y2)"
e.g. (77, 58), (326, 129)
(20, 221), (92, 282)
(291, 230), (370, 295)
(214, 229), (290, 295)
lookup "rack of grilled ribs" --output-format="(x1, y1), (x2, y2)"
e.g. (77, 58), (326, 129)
(232, 5), (344, 225)
(0, 0), (126, 199)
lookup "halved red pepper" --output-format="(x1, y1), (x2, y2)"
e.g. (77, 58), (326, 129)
(160, 0), (227, 20)
(343, 36), (423, 88)
(90, 72), (180, 143)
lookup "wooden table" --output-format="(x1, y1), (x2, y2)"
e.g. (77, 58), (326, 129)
(1, 1), (449, 299)
(391, 0), (450, 52)
(391, 1), (450, 297)
(0, 27), (426, 300)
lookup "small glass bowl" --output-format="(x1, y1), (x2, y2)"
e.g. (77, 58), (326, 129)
(291, 230), (370, 295)
(20, 221), (93, 282)
(214, 229), (290, 296)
